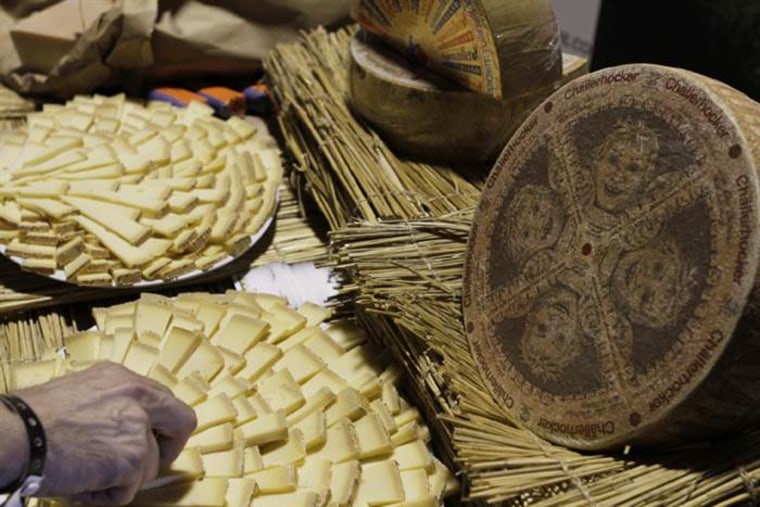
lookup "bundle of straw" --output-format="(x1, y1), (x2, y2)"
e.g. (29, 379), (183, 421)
(267, 26), (486, 230)
(267, 26), (760, 505)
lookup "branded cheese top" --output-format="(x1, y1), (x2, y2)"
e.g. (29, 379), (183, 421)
(463, 64), (760, 450)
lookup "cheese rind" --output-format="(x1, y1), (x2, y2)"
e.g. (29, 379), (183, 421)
(330, 460), (361, 507)
(352, 460), (405, 506)
(348, 33), (558, 165)
(351, 0), (561, 99)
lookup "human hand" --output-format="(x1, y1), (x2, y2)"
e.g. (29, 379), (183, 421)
(14, 362), (196, 505)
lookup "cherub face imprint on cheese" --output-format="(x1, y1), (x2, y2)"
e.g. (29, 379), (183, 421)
(520, 285), (583, 381)
(505, 184), (565, 264)
(592, 119), (660, 213)
(611, 235), (693, 329)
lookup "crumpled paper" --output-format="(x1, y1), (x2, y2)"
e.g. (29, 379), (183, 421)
(0, 0), (350, 99)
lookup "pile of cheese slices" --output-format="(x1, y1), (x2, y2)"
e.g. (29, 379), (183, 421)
(8, 291), (458, 507)
(0, 95), (282, 286)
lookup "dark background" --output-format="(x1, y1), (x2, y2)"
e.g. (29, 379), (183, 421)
(592, 0), (760, 101)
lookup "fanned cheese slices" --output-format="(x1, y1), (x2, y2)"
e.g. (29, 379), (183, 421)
(8, 291), (459, 507)
(0, 96), (282, 286)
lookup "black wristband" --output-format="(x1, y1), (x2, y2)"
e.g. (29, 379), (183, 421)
(0, 395), (46, 492)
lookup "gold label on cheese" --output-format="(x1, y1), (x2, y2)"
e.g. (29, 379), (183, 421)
(464, 64), (760, 450)
(352, 0), (502, 97)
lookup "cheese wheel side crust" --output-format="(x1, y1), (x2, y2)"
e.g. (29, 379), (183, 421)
(348, 33), (552, 165)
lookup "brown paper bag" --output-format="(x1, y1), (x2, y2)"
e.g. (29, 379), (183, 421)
(0, 0), (349, 98)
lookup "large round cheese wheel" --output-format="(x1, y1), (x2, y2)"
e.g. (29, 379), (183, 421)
(350, 0), (562, 100)
(348, 32), (556, 165)
(463, 64), (760, 451)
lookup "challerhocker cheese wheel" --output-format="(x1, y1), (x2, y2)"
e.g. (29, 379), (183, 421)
(463, 64), (760, 451)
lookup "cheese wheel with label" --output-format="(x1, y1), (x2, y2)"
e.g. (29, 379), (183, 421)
(351, 0), (562, 100)
(349, 32), (557, 165)
(463, 64), (760, 451)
